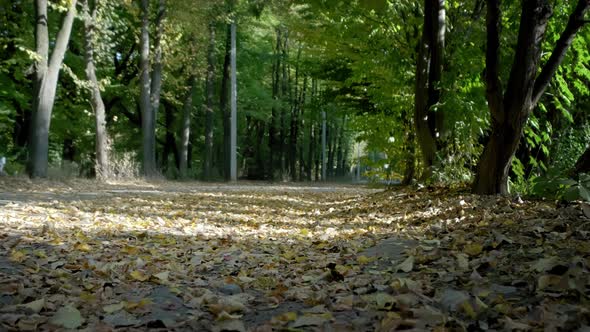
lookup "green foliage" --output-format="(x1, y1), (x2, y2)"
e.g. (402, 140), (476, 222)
(531, 172), (590, 202)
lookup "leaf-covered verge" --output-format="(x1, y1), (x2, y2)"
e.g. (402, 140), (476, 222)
(0, 179), (589, 331)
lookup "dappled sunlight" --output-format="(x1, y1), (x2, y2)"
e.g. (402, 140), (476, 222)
(1, 182), (589, 330)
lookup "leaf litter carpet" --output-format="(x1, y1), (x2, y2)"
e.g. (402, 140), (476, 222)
(0, 179), (589, 331)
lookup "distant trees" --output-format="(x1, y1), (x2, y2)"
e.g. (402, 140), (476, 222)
(1, 0), (588, 194)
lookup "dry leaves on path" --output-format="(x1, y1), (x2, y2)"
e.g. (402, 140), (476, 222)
(0, 179), (589, 331)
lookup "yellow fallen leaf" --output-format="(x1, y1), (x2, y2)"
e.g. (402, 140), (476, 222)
(276, 311), (298, 322)
(129, 270), (150, 281)
(357, 255), (373, 264)
(464, 243), (483, 257)
(103, 302), (125, 314)
(153, 271), (170, 282)
(74, 242), (92, 252)
(300, 228), (310, 236)
(9, 249), (27, 263)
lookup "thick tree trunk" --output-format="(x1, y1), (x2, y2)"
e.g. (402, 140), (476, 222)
(473, 0), (588, 194)
(414, 0), (445, 180)
(203, 23), (216, 180)
(139, 0), (157, 176)
(220, 24), (232, 181)
(179, 75), (196, 178)
(28, 0), (77, 178)
(83, 0), (110, 180)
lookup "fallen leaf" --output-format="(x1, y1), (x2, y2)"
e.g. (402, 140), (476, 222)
(396, 255), (414, 272)
(49, 305), (84, 329)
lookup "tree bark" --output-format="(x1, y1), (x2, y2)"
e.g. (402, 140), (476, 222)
(472, 0), (588, 194)
(402, 109), (416, 185)
(574, 147), (590, 176)
(413, 0), (445, 180)
(203, 22), (216, 180)
(83, 0), (110, 180)
(268, 28), (281, 179)
(28, 0), (77, 178)
(179, 75), (196, 178)
(150, 0), (166, 169)
(220, 24), (232, 181)
(139, 0), (156, 176)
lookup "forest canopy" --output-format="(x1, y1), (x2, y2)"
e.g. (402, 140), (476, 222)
(0, 0), (589, 197)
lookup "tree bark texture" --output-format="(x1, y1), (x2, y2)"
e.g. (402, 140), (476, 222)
(83, 0), (110, 180)
(472, 0), (588, 194)
(28, 0), (77, 178)
(413, 0), (445, 180)
(220, 24), (232, 181)
(203, 22), (216, 180)
(179, 75), (196, 178)
(139, 0), (156, 176)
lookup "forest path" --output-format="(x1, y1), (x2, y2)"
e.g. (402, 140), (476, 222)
(0, 179), (589, 331)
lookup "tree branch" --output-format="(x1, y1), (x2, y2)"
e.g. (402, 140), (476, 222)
(48, 0), (77, 71)
(485, 0), (504, 122)
(532, 0), (590, 105)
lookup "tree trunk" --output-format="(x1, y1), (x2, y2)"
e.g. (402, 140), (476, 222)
(230, 21), (238, 182)
(220, 24), (232, 181)
(139, 0), (156, 176)
(83, 0), (110, 180)
(402, 109), (416, 185)
(179, 75), (196, 178)
(279, 30), (289, 178)
(574, 147), (590, 176)
(268, 28), (281, 179)
(203, 22), (216, 180)
(28, 0), (77, 178)
(472, 0), (588, 194)
(150, 0), (166, 169)
(413, 0), (445, 180)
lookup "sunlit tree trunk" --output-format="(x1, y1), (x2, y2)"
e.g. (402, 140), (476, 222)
(139, 0), (156, 176)
(149, 0), (165, 171)
(473, 0), (589, 194)
(83, 0), (110, 180)
(179, 75), (196, 178)
(28, 0), (77, 178)
(203, 22), (216, 180)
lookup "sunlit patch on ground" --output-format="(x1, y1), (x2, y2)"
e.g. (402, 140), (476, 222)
(1, 180), (589, 330)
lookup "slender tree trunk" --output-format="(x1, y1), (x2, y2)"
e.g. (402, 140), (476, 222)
(28, 0), (77, 178)
(203, 23), (216, 180)
(179, 75), (196, 178)
(83, 0), (109, 180)
(268, 28), (281, 179)
(139, 0), (157, 176)
(230, 21), (238, 182)
(150, 0), (166, 168)
(279, 29), (289, 178)
(473, 0), (588, 194)
(220, 24), (232, 181)
(402, 109), (416, 185)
